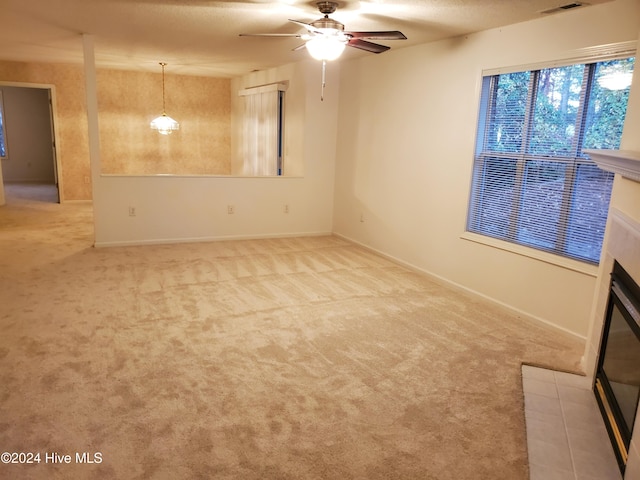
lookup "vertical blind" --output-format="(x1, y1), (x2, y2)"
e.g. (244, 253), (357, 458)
(238, 83), (287, 176)
(468, 57), (634, 264)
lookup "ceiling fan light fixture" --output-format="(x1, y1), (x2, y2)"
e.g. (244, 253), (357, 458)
(150, 62), (180, 135)
(306, 33), (347, 61)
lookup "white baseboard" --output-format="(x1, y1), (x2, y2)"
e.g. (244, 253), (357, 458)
(333, 232), (587, 343)
(94, 230), (333, 248)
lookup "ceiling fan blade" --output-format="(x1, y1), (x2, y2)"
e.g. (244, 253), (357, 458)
(288, 19), (323, 35)
(239, 33), (303, 38)
(347, 38), (390, 54)
(345, 31), (407, 40)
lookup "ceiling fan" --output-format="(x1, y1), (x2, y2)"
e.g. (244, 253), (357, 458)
(240, 1), (406, 59)
(240, 1), (406, 99)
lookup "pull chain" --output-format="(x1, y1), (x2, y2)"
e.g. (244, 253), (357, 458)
(321, 60), (326, 102)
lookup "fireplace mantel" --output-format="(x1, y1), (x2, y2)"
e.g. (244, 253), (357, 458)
(585, 149), (640, 182)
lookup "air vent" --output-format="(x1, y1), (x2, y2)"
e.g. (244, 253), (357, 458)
(540, 2), (588, 14)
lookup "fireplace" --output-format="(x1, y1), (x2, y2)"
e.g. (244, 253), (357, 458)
(594, 260), (640, 475)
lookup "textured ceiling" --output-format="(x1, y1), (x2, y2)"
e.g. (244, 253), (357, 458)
(1, 0), (614, 77)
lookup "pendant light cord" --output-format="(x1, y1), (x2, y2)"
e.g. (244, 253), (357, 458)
(150, 62), (179, 134)
(160, 62), (167, 114)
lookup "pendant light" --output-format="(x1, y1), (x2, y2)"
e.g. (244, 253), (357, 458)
(150, 62), (179, 135)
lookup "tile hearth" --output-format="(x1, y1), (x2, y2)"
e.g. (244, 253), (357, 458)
(522, 365), (622, 480)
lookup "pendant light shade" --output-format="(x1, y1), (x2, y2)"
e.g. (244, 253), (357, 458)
(150, 113), (179, 135)
(150, 62), (179, 135)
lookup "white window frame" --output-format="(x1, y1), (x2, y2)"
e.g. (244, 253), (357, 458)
(463, 42), (636, 272)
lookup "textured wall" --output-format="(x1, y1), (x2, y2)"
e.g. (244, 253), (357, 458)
(0, 61), (232, 200)
(91, 58), (338, 248)
(97, 69), (231, 175)
(0, 61), (91, 201)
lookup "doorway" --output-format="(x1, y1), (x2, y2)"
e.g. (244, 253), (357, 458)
(0, 84), (60, 205)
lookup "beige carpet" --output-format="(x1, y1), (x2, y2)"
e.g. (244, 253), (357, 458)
(0, 183), (584, 480)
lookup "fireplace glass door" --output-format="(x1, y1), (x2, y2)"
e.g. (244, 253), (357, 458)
(595, 261), (640, 475)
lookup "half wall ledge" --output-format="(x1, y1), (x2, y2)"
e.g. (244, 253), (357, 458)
(585, 149), (640, 183)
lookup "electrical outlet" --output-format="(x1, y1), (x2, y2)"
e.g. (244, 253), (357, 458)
(84, 176), (90, 184)
(227, 205), (235, 214)
(360, 214), (365, 223)
(283, 204), (289, 214)
(128, 206), (136, 217)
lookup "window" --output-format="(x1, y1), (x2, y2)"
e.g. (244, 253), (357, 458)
(238, 83), (287, 176)
(467, 56), (634, 264)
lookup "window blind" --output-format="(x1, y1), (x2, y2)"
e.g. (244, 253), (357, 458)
(239, 83), (287, 176)
(468, 56), (634, 264)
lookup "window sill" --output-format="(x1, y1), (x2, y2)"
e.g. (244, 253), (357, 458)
(460, 231), (599, 277)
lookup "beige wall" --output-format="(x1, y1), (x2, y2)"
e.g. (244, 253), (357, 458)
(0, 61), (90, 201)
(97, 68), (231, 175)
(0, 62), (233, 199)
(90, 58), (339, 247)
(332, 0), (640, 338)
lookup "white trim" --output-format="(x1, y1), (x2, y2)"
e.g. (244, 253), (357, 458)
(483, 40), (637, 76)
(610, 208), (640, 241)
(0, 81), (59, 90)
(93, 230), (331, 248)
(238, 82), (289, 96)
(460, 231), (599, 277)
(585, 149), (640, 183)
(99, 173), (304, 179)
(333, 232), (587, 342)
